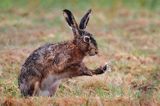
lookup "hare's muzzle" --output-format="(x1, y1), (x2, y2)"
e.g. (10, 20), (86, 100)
(88, 49), (98, 56)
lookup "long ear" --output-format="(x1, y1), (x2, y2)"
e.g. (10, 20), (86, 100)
(63, 9), (79, 35)
(79, 9), (91, 30)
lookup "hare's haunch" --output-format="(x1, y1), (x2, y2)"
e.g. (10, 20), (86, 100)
(18, 9), (108, 97)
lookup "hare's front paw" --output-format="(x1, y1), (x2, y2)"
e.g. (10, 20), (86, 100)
(99, 62), (112, 73)
(83, 70), (93, 76)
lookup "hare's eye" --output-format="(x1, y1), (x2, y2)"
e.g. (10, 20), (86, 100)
(80, 31), (85, 36)
(83, 36), (90, 43)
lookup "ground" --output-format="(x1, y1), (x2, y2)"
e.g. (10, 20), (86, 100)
(0, 1), (160, 106)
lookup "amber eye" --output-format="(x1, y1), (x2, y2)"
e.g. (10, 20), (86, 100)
(83, 36), (90, 43)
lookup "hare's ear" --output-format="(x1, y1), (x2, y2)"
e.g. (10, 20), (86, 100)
(63, 9), (79, 35)
(79, 9), (91, 29)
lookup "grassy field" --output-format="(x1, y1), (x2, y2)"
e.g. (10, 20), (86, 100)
(0, 0), (160, 106)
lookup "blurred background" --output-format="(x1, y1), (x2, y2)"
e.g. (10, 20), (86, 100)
(0, 0), (160, 105)
(0, 0), (160, 11)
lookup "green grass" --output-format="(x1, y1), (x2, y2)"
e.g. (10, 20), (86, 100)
(0, 0), (160, 106)
(0, 0), (160, 12)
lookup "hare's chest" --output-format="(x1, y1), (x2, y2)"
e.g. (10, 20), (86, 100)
(69, 49), (84, 63)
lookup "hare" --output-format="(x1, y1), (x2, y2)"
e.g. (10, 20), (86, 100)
(18, 9), (108, 97)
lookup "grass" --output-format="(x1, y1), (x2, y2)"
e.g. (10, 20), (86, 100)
(0, 0), (160, 106)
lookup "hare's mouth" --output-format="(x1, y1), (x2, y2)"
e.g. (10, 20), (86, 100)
(88, 50), (98, 56)
(89, 53), (96, 56)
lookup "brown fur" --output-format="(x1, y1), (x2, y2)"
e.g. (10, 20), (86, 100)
(18, 9), (108, 96)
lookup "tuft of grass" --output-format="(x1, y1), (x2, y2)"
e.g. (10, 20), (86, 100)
(0, 1), (160, 105)
(107, 83), (124, 99)
(95, 87), (107, 98)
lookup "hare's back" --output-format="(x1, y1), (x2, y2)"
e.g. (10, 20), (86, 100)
(23, 43), (59, 66)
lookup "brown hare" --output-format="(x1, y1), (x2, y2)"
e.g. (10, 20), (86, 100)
(18, 9), (108, 97)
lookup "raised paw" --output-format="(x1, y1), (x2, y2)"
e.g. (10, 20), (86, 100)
(101, 62), (112, 72)
(83, 70), (93, 76)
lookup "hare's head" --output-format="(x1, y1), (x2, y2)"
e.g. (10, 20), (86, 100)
(63, 9), (98, 56)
